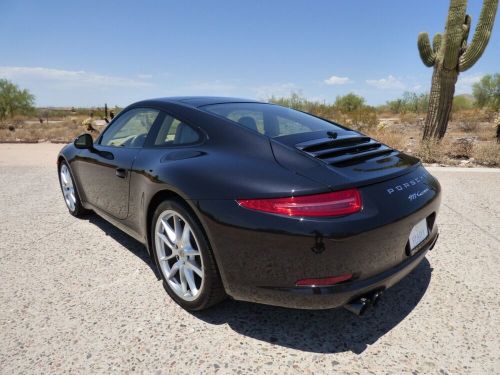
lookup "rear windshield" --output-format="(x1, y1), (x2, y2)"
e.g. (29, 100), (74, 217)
(201, 102), (343, 138)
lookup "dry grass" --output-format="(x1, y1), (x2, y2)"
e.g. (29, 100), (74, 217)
(415, 140), (450, 164)
(415, 138), (499, 166)
(472, 142), (500, 166)
(0, 112), (498, 168)
(447, 138), (474, 159)
(0, 116), (93, 143)
(367, 129), (408, 151)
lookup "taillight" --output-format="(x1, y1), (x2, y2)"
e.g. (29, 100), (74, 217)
(295, 274), (353, 287)
(236, 189), (362, 217)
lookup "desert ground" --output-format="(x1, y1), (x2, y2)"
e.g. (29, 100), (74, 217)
(0, 143), (499, 374)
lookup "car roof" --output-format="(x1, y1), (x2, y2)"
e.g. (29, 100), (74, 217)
(145, 96), (263, 108)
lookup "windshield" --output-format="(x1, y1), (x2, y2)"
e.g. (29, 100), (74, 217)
(201, 102), (343, 138)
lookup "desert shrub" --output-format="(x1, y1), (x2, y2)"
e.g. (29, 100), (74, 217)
(345, 107), (379, 132)
(385, 92), (429, 114)
(472, 73), (500, 112)
(447, 138), (474, 159)
(269, 92), (377, 130)
(453, 108), (494, 124)
(452, 94), (475, 112)
(473, 122), (497, 141)
(415, 140), (448, 164)
(334, 93), (365, 113)
(367, 129), (406, 150)
(473, 142), (500, 166)
(0, 80), (36, 122)
(455, 111), (479, 132)
(400, 112), (421, 125)
(0, 117), (88, 142)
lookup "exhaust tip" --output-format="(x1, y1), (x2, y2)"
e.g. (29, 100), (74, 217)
(344, 297), (370, 316)
(344, 291), (383, 316)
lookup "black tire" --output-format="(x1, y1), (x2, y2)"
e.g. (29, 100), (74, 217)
(151, 199), (225, 311)
(58, 161), (89, 217)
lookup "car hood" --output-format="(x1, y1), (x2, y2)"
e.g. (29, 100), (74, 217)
(270, 130), (421, 190)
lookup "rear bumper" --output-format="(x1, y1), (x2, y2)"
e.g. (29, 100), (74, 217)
(195, 166), (441, 309)
(253, 232), (438, 309)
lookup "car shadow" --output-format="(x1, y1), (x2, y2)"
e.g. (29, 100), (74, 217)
(193, 258), (432, 354)
(86, 213), (161, 279)
(84, 212), (432, 354)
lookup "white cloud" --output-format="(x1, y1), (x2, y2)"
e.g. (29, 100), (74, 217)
(0, 66), (153, 89)
(456, 73), (482, 93)
(366, 75), (405, 90)
(252, 82), (297, 99)
(324, 75), (351, 85)
(137, 73), (153, 79)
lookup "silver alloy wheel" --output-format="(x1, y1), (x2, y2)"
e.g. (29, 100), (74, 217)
(60, 164), (76, 212)
(154, 210), (205, 301)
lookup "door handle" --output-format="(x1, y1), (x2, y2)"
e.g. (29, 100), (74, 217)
(115, 168), (127, 178)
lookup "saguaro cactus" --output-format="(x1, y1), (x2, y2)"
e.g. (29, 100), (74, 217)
(418, 0), (498, 140)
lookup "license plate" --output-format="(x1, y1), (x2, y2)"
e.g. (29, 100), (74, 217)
(409, 218), (428, 250)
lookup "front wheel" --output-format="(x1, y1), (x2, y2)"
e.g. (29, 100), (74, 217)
(58, 161), (88, 217)
(151, 200), (225, 310)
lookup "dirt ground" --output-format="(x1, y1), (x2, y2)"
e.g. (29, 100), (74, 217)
(0, 143), (499, 374)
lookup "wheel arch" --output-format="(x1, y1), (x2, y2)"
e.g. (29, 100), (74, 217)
(57, 155), (67, 170)
(145, 188), (226, 288)
(145, 189), (211, 257)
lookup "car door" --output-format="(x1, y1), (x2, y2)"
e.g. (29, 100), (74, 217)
(73, 107), (161, 219)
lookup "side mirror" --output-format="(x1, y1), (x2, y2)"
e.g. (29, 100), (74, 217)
(74, 133), (94, 149)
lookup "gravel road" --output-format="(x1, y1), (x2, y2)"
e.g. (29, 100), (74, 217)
(0, 143), (499, 374)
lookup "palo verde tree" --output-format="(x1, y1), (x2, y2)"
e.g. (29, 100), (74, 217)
(0, 79), (35, 122)
(472, 73), (500, 111)
(417, 0), (498, 140)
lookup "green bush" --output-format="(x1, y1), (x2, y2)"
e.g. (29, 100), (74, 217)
(384, 92), (429, 114)
(0, 79), (35, 122)
(452, 94), (475, 112)
(269, 92), (378, 131)
(472, 73), (500, 111)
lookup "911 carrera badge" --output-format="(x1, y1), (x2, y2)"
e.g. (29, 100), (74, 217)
(408, 188), (430, 201)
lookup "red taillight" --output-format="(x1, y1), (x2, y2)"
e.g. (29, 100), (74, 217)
(236, 189), (362, 217)
(295, 274), (353, 287)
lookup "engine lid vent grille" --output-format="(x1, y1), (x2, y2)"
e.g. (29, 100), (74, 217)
(296, 135), (397, 167)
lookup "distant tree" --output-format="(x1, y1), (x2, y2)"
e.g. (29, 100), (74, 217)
(386, 92), (429, 114)
(0, 79), (35, 122)
(452, 94), (475, 112)
(334, 93), (365, 113)
(269, 92), (377, 131)
(472, 73), (500, 111)
(270, 92), (309, 111)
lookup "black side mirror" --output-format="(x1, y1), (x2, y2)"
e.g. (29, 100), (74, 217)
(74, 133), (94, 149)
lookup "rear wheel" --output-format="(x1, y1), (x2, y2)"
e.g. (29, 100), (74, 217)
(152, 200), (225, 310)
(58, 162), (88, 217)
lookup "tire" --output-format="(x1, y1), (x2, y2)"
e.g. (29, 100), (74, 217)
(58, 161), (89, 217)
(151, 199), (225, 310)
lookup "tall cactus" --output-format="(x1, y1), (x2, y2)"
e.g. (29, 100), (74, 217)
(418, 0), (498, 140)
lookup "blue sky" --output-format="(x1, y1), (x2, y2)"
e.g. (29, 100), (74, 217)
(1, 0), (498, 107)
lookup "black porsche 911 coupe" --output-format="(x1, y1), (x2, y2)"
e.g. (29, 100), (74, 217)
(58, 96), (441, 314)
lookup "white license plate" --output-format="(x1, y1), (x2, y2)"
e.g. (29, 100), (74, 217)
(409, 218), (428, 250)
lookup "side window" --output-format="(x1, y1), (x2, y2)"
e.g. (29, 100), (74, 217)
(277, 116), (311, 136)
(154, 114), (201, 146)
(227, 110), (264, 134)
(100, 108), (159, 148)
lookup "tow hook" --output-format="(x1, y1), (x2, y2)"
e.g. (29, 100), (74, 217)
(344, 291), (383, 316)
